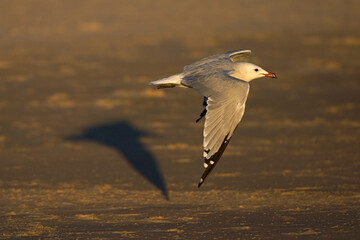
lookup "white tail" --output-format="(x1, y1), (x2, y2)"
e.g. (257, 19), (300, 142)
(149, 74), (185, 89)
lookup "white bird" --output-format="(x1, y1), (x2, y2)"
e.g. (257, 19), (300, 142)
(149, 50), (277, 187)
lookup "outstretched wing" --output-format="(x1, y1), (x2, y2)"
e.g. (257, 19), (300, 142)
(184, 49), (251, 72)
(197, 83), (248, 187)
(228, 49), (251, 63)
(186, 74), (249, 187)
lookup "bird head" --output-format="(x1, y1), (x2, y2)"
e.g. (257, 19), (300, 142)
(231, 62), (277, 82)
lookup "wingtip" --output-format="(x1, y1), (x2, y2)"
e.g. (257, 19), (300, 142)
(197, 178), (204, 188)
(229, 49), (251, 54)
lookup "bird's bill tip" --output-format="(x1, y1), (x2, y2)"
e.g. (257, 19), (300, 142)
(263, 72), (277, 78)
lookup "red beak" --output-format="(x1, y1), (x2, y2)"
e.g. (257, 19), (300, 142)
(264, 72), (277, 78)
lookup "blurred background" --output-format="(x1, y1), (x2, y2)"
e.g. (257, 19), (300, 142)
(0, 0), (359, 238)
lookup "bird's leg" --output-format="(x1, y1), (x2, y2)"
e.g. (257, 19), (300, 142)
(195, 97), (208, 123)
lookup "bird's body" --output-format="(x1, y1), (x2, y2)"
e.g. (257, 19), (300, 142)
(149, 50), (277, 187)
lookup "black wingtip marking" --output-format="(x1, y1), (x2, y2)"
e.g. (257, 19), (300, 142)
(198, 178), (204, 188)
(197, 135), (231, 188)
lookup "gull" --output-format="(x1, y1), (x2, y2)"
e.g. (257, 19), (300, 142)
(149, 50), (277, 187)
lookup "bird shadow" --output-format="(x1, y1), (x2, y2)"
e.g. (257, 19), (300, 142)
(66, 121), (168, 200)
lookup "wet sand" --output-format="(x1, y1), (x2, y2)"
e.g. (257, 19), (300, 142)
(0, 1), (359, 239)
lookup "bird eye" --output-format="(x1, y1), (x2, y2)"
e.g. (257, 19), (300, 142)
(255, 68), (258, 72)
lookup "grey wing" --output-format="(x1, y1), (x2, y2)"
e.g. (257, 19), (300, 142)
(203, 88), (248, 159)
(184, 49), (251, 71)
(196, 77), (250, 187)
(227, 49), (251, 62)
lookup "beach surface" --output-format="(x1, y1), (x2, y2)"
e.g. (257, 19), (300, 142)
(0, 1), (359, 239)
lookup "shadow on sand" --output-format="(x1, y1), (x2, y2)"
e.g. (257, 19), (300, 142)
(67, 121), (168, 199)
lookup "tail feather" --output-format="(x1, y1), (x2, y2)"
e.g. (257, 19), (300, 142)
(149, 74), (185, 89)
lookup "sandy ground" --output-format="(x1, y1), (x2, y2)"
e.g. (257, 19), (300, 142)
(0, 1), (359, 239)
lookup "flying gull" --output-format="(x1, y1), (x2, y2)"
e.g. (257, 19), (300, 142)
(149, 50), (277, 187)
